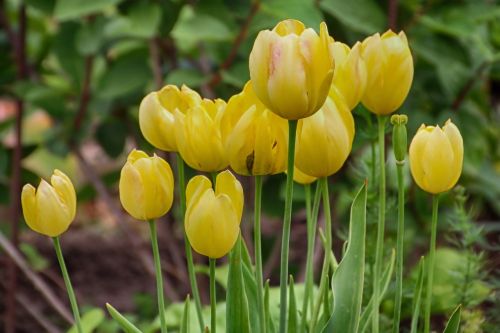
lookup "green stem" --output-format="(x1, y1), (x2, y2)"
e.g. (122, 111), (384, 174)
(372, 115), (387, 333)
(209, 258), (217, 333)
(278, 119), (298, 333)
(424, 195), (439, 333)
(310, 177), (334, 332)
(149, 220), (168, 333)
(392, 162), (405, 333)
(177, 154), (205, 332)
(254, 175), (266, 333)
(300, 182), (322, 332)
(52, 237), (83, 333)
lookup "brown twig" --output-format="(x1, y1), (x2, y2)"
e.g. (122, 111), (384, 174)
(16, 292), (63, 333)
(388, 0), (398, 30)
(452, 61), (490, 110)
(149, 38), (164, 90)
(207, 1), (260, 88)
(72, 55), (94, 137)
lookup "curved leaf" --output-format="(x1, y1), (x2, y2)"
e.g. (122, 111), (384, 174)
(410, 257), (425, 333)
(105, 303), (142, 333)
(443, 305), (462, 333)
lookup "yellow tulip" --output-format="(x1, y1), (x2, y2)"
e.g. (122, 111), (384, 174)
(293, 167), (317, 185)
(185, 170), (243, 259)
(409, 120), (463, 194)
(119, 149), (174, 220)
(21, 169), (76, 237)
(221, 81), (288, 176)
(174, 98), (228, 172)
(139, 84), (201, 151)
(330, 41), (367, 110)
(361, 30), (413, 115)
(295, 89), (355, 178)
(249, 19), (334, 120)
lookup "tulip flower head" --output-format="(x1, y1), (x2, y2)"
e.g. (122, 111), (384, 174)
(295, 89), (355, 178)
(330, 41), (367, 110)
(249, 19), (335, 120)
(119, 150), (174, 220)
(221, 81), (288, 176)
(293, 167), (317, 185)
(185, 170), (244, 259)
(409, 120), (463, 194)
(139, 84), (201, 151)
(21, 169), (76, 237)
(361, 30), (413, 115)
(174, 98), (228, 172)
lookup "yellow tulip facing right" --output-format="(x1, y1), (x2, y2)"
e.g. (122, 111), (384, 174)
(185, 170), (243, 259)
(409, 120), (463, 194)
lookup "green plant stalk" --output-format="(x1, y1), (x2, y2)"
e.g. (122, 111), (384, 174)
(52, 237), (83, 333)
(177, 154), (205, 331)
(209, 258), (217, 333)
(278, 119), (298, 333)
(372, 115), (387, 333)
(254, 175), (266, 333)
(392, 162), (405, 333)
(300, 182), (322, 332)
(148, 220), (168, 333)
(424, 195), (439, 333)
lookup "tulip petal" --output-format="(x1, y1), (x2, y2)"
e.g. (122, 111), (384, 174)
(215, 170), (244, 223)
(249, 31), (274, 109)
(36, 180), (71, 237)
(443, 120), (463, 188)
(185, 175), (212, 219)
(119, 163), (146, 220)
(139, 92), (177, 151)
(51, 170), (76, 222)
(21, 184), (39, 233)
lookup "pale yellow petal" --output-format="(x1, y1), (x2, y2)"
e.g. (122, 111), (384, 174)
(51, 170), (76, 222)
(215, 170), (244, 223)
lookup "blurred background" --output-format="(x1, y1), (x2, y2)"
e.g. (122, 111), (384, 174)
(0, 0), (499, 332)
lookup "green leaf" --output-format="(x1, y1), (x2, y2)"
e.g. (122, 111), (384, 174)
(242, 260), (261, 333)
(76, 18), (107, 56)
(67, 308), (105, 333)
(25, 0), (55, 14)
(264, 280), (276, 333)
(288, 275), (298, 333)
(52, 22), (85, 86)
(443, 305), (462, 333)
(260, 0), (323, 28)
(359, 249), (396, 333)
(54, 0), (122, 21)
(181, 295), (190, 333)
(226, 236), (251, 333)
(410, 257), (425, 333)
(165, 69), (206, 88)
(322, 182), (367, 333)
(319, 0), (386, 34)
(19, 243), (49, 271)
(106, 303), (142, 333)
(104, 2), (162, 39)
(95, 119), (127, 158)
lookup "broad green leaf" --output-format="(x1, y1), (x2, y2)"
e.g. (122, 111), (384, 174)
(165, 69), (206, 88)
(359, 250), (396, 333)
(288, 275), (298, 333)
(25, 0), (55, 14)
(319, 0), (385, 35)
(265, 280), (276, 333)
(181, 295), (190, 333)
(19, 243), (49, 271)
(68, 308), (105, 333)
(410, 257), (425, 333)
(95, 119), (127, 158)
(52, 22), (85, 86)
(242, 260), (261, 333)
(54, 0), (122, 21)
(76, 18), (106, 56)
(104, 2), (162, 39)
(226, 237), (251, 333)
(106, 303), (142, 333)
(443, 305), (462, 333)
(260, 0), (323, 28)
(322, 183), (367, 333)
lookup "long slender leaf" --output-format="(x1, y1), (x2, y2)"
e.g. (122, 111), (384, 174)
(265, 280), (276, 333)
(226, 236), (251, 333)
(410, 257), (425, 333)
(180, 295), (190, 333)
(105, 303), (142, 333)
(288, 275), (298, 333)
(359, 249), (396, 333)
(68, 308), (105, 333)
(242, 259), (261, 333)
(322, 183), (367, 333)
(443, 305), (462, 333)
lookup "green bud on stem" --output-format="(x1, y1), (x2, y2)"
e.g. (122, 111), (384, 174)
(391, 114), (408, 163)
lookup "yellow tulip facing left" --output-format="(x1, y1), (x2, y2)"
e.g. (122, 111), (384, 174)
(119, 149), (174, 221)
(21, 169), (76, 237)
(185, 170), (243, 259)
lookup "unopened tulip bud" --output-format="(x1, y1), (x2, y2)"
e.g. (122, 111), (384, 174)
(391, 114), (408, 163)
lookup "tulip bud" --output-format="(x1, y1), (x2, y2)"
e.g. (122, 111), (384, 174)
(295, 88), (355, 178)
(330, 42), (367, 110)
(249, 19), (335, 120)
(221, 81), (288, 176)
(174, 98), (228, 172)
(21, 169), (76, 237)
(293, 167), (317, 185)
(185, 170), (244, 259)
(361, 30), (413, 115)
(119, 150), (174, 220)
(139, 85), (201, 152)
(409, 120), (463, 194)
(391, 114), (408, 163)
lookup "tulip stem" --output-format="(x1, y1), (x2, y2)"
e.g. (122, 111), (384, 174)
(52, 237), (83, 333)
(278, 119), (297, 333)
(372, 115), (387, 333)
(300, 182), (322, 332)
(209, 258), (217, 333)
(254, 175), (266, 333)
(424, 195), (439, 333)
(148, 220), (168, 333)
(177, 154), (205, 331)
(392, 161), (405, 333)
